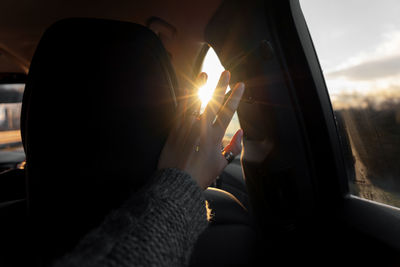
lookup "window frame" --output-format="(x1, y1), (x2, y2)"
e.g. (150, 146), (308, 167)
(291, 0), (400, 249)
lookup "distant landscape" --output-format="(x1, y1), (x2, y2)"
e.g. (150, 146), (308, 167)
(0, 103), (21, 132)
(334, 95), (400, 207)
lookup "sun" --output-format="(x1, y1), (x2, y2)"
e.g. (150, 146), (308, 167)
(197, 47), (230, 111)
(197, 85), (213, 108)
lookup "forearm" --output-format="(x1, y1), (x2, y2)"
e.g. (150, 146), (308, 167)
(54, 168), (208, 267)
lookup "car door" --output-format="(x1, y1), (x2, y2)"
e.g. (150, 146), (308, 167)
(202, 0), (399, 265)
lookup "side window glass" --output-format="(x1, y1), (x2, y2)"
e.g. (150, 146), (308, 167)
(198, 47), (241, 147)
(301, 1), (400, 207)
(0, 83), (25, 172)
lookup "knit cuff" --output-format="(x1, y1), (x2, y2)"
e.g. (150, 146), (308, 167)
(151, 168), (203, 198)
(150, 168), (208, 226)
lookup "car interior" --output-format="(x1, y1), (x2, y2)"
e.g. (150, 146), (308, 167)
(0, 0), (399, 266)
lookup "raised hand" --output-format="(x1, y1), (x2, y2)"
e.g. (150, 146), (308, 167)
(158, 70), (245, 189)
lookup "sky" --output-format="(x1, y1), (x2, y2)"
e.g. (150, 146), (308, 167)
(300, 0), (400, 109)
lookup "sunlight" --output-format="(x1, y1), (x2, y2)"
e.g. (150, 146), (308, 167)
(198, 47), (230, 111)
(197, 46), (241, 145)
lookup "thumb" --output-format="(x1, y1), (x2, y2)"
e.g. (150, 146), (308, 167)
(223, 129), (243, 157)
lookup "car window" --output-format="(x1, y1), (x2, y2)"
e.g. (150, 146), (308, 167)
(300, 0), (400, 207)
(198, 47), (241, 147)
(0, 83), (25, 171)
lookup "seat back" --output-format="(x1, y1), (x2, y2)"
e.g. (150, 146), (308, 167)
(21, 18), (177, 263)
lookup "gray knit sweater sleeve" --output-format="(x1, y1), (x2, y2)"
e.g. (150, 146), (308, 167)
(54, 168), (209, 267)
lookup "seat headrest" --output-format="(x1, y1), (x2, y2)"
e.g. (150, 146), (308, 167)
(22, 18), (177, 260)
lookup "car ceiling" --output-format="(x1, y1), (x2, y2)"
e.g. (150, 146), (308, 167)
(0, 0), (222, 88)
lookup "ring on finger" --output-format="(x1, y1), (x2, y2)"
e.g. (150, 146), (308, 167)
(222, 150), (235, 164)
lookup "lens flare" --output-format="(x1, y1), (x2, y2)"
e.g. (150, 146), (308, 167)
(198, 47), (230, 111)
(197, 46), (241, 144)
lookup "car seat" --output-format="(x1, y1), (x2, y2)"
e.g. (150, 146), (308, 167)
(21, 18), (255, 266)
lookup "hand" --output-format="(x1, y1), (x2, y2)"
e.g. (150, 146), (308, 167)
(158, 70), (245, 189)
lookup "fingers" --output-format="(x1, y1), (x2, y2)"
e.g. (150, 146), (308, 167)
(219, 129), (243, 171)
(182, 73), (207, 136)
(203, 70), (231, 123)
(189, 72), (207, 116)
(214, 82), (245, 135)
(223, 129), (243, 157)
(176, 72), (207, 125)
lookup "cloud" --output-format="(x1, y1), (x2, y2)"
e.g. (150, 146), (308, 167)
(326, 54), (400, 80)
(324, 30), (400, 81)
